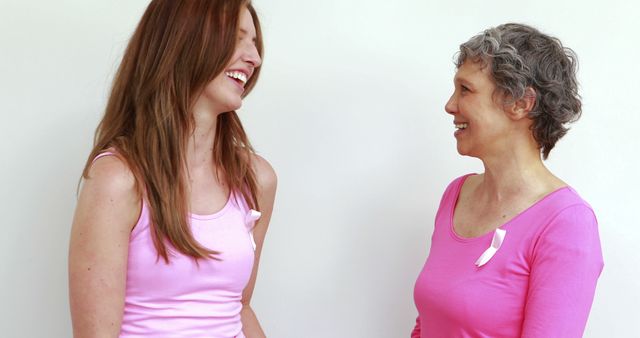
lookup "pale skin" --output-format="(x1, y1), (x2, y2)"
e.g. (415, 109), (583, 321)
(69, 7), (274, 338)
(444, 60), (566, 238)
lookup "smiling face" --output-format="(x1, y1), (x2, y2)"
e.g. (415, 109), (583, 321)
(194, 6), (262, 115)
(444, 60), (514, 159)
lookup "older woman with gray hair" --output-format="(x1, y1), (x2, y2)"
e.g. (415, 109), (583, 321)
(411, 23), (603, 337)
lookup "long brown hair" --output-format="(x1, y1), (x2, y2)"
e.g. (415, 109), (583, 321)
(82, 0), (264, 262)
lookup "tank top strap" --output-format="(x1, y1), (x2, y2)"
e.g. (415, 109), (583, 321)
(91, 150), (117, 164)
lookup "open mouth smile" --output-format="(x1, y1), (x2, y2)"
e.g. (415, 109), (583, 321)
(225, 70), (248, 87)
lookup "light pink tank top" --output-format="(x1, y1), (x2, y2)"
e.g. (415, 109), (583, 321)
(93, 153), (260, 338)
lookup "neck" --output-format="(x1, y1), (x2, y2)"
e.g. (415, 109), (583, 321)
(477, 136), (555, 202)
(186, 109), (219, 170)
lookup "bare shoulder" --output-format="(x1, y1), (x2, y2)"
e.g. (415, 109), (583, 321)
(84, 155), (138, 199)
(250, 153), (277, 194)
(77, 154), (140, 230)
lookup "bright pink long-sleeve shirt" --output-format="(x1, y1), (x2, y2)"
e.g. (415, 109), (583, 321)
(412, 175), (603, 338)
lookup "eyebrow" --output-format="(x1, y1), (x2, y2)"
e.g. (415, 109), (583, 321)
(454, 76), (474, 88)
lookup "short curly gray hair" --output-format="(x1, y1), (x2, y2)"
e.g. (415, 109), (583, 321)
(456, 23), (581, 159)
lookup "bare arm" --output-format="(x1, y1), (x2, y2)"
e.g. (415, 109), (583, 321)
(68, 156), (140, 338)
(241, 154), (277, 338)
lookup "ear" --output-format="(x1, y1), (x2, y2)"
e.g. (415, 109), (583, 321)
(506, 87), (536, 120)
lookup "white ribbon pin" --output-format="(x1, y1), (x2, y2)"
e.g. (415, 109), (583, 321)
(245, 209), (261, 251)
(475, 228), (506, 267)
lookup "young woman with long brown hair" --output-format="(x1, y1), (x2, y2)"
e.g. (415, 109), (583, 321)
(68, 1), (276, 337)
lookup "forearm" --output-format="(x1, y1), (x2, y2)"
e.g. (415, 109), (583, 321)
(241, 305), (266, 338)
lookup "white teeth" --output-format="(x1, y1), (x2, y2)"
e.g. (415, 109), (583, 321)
(225, 71), (247, 84)
(455, 123), (468, 129)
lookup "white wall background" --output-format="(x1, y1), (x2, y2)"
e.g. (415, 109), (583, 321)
(1, 0), (639, 337)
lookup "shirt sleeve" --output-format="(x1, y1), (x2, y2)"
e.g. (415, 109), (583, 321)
(521, 204), (604, 338)
(411, 316), (421, 338)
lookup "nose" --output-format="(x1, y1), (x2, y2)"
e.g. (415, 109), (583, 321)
(445, 92), (457, 116)
(242, 43), (262, 69)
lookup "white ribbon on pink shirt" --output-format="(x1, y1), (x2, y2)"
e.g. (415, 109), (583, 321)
(475, 228), (506, 267)
(245, 209), (261, 251)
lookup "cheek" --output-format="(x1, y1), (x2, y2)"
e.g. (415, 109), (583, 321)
(203, 77), (225, 97)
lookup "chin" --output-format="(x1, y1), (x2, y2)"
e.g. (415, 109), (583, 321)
(221, 99), (242, 112)
(230, 96), (243, 110)
(230, 102), (242, 111)
(456, 144), (468, 156)
(456, 144), (477, 158)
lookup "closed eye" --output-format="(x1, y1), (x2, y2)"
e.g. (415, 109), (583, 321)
(239, 28), (257, 46)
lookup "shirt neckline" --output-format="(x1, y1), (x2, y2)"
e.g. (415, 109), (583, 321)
(190, 192), (235, 220)
(448, 174), (572, 243)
